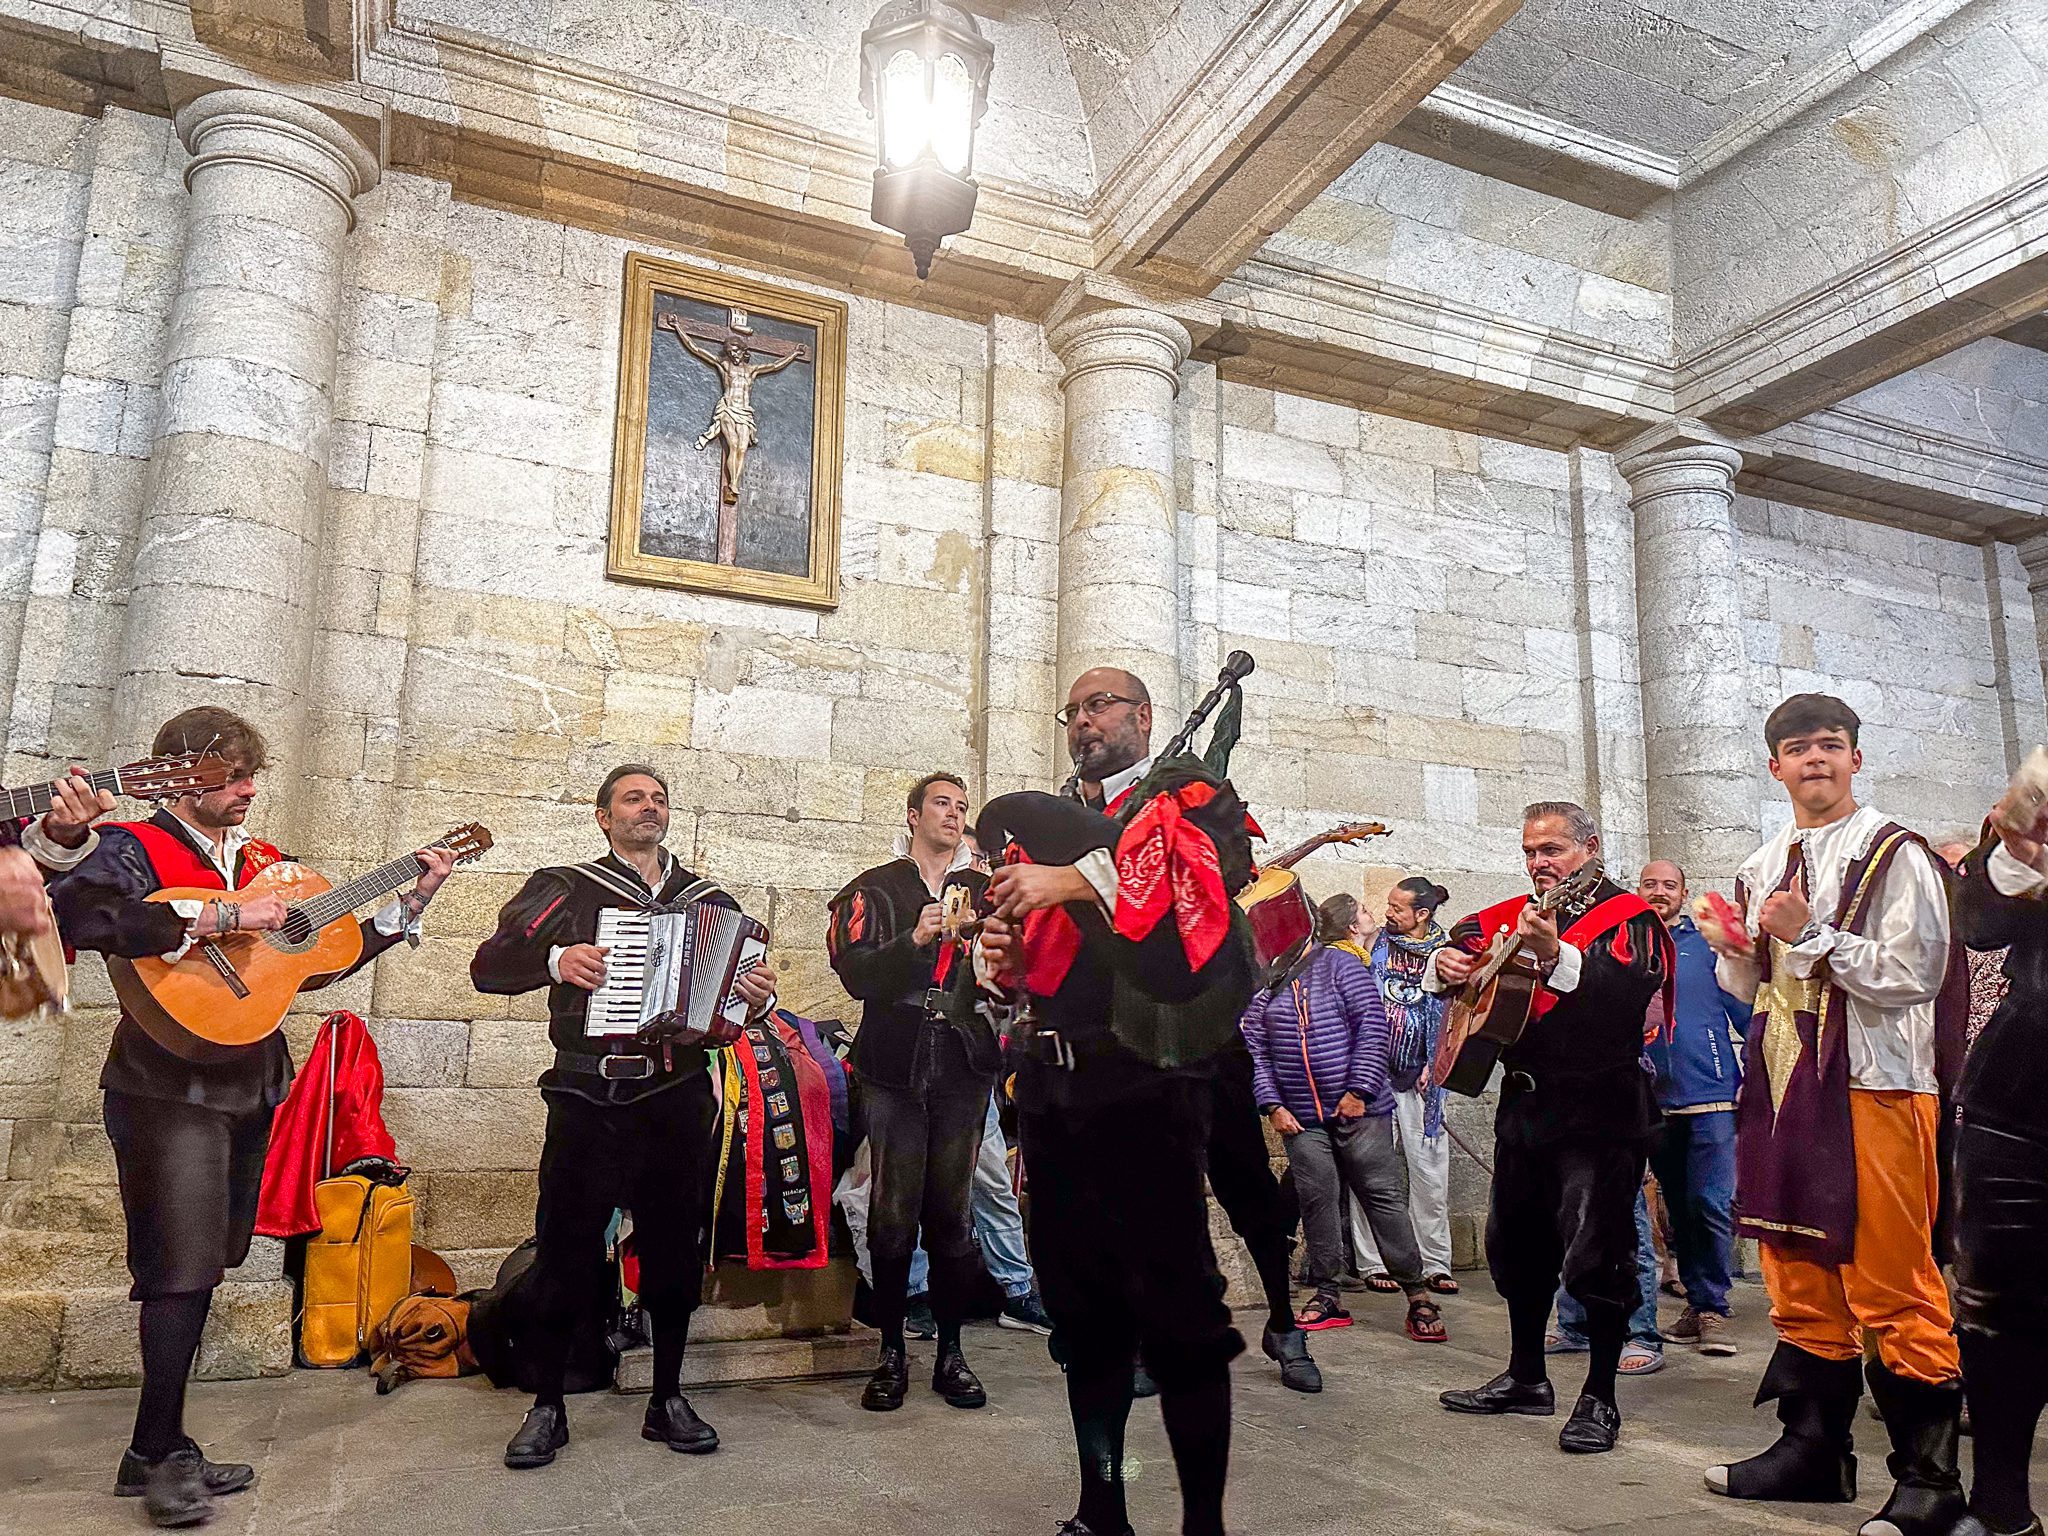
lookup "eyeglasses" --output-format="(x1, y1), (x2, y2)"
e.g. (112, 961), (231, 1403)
(1054, 693), (1140, 727)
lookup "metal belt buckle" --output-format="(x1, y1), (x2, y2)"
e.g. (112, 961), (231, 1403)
(1030, 1027), (1075, 1071)
(599, 1053), (654, 1080)
(923, 987), (950, 1018)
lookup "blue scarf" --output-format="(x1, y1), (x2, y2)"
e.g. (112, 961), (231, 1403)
(1373, 923), (1449, 1139)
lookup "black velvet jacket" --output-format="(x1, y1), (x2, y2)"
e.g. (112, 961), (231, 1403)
(1955, 832), (2047, 1141)
(470, 850), (736, 1105)
(54, 809), (402, 1115)
(827, 857), (993, 1091)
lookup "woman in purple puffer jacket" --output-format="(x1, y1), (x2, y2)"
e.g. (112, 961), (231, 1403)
(1241, 922), (1447, 1343)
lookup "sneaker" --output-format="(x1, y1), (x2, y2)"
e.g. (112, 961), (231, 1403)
(903, 1293), (938, 1340)
(998, 1290), (1053, 1336)
(1695, 1310), (1737, 1357)
(1664, 1305), (1702, 1343)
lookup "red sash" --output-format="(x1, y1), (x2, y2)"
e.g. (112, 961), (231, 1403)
(114, 819), (282, 891)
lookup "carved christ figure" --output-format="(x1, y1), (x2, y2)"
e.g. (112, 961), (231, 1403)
(658, 313), (809, 512)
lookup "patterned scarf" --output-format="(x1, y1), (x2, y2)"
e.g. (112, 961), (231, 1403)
(1376, 923), (1450, 1139)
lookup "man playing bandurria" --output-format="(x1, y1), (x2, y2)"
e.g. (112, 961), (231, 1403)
(1435, 802), (1671, 1455)
(473, 764), (776, 1471)
(828, 771), (995, 1413)
(1062, 666), (1319, 1396)
(975, 664), (1263, 1535)
(1703, 695), (1963, 1536)
(1638, 858), (1746, 1358)
(1949, 779), (2048, 1536)
(55, 706), (454, 1528)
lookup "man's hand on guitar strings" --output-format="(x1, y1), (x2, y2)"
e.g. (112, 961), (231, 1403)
(192, 892), (287, 937)
(1434, 948), (1477, 987)
(1514, 904), (1561, 965)
(41, 768), (116, 849)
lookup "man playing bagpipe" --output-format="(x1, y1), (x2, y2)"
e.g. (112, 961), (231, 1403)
(1433, 801), (1672, 1456)
(827, 771), (997, 1414)
(1062, 666), (1319, 1396)
(974, 663), (1263, 1536)
(471, 764), (776, 1472)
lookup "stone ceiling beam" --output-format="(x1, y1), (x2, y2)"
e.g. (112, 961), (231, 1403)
(1093, 0), (1522, 295)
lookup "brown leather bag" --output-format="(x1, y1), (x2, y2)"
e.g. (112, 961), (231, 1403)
(368, 1292), (478, 1393)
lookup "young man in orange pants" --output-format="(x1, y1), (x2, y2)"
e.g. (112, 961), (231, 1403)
(1702, 694), (1962, 1536)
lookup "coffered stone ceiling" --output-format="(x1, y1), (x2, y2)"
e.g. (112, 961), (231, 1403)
(1448, 0), (1899, 160)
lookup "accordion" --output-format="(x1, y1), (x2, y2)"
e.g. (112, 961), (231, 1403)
(586, 901), (770, 1044)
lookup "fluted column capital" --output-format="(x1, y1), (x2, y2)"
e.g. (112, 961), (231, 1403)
(1616, 420), (1743, 509)
(1047, 306), (1192, 395)
(176, 88), (381, 231)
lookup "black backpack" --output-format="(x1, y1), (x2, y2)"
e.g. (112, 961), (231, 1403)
(465, 1237), (618, 1395)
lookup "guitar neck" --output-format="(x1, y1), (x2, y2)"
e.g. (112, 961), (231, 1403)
(1268, 837), (1328, 873)
(297, 852), (427, 929)
(1, 767), (124, 821)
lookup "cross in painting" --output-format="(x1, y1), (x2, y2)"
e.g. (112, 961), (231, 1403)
(656, 306), (812, 565)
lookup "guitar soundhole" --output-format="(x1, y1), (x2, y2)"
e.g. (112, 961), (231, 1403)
(265, 907), (318, 953)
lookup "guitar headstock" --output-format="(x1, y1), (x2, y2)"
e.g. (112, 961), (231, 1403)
(1538, 858), (1606, 912)
(117, 753), (233, 802)
(426, 824), (494, 864)
(1318, 821), (1390, 848)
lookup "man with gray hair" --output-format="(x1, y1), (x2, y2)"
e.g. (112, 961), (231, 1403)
(1433, 801), (1673, 1456)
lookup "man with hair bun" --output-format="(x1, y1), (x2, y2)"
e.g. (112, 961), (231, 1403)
(1335, 878), (1461, 1296)
(1702, 694), (1964, 1536)
(1434, 801), (1672, 1456)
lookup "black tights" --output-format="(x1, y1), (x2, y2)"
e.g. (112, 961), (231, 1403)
(1961, 1330), (2047, 1533)
(1066, 1362), (1231, 1536)
(133, 1290), (213, 1461)
(1069, 1363), (1134, 1535)
(1506, 1289), (1624, 1406)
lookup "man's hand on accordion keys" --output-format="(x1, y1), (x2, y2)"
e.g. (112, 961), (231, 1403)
(557, 943), (610, 990)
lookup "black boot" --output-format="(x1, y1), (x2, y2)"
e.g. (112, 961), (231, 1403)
(503, 1404), (569, 1470)
(932, 1344), (987, 1409)
(861, 1344), (909, 1412)
(1263, 1326), (1322, 1394)
(140, 1448), (213, 1529)
(117, 1439), (254, 1499)
(1858, 1360), (1966, 1536)
(642, 1394), (719, 1454)
(1706, 1342), (1859, 1502)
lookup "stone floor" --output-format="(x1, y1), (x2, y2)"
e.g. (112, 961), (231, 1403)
(2, 1286), (2035, 1536)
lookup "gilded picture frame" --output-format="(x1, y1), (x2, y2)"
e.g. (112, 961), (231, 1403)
(607, 253), (846, 609)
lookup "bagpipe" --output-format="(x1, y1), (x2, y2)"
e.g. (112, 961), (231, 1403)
(963, 654), (1267, 1071)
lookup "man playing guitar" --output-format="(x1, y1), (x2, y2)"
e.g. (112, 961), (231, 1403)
(52, 706), (454, 1529)
(1433, 801), (1670, 1456)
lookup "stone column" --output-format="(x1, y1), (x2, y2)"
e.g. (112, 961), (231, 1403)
(1617, 422), (1755, 881)
(116, 89), (377, 816)
(1045, 306), (1190, 712)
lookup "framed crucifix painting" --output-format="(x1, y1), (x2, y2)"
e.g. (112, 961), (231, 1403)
(607, 253), (846, 609)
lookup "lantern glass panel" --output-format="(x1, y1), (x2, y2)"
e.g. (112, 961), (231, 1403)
(930, 52), (974, 174)
(879, 48), (929, 169)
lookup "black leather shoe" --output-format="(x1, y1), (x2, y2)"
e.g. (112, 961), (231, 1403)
(642, 1394), (719, 1454)
(117, 1440), (254, 1499)
(1948, 1519), (2045, 1536)
(1263, 1326), (1322, 1394)
(1440, 1372), (1556, 1416)
(141, 1448), (213, 1529)
(1559, 1394), (1622, 1453)
(933, 1346), (987, 1409)
(861, 1345), (909, 1412)
(503, 1404), (569, 1469)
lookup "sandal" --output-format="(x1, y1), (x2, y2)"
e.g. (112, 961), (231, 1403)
(1295, 1292), (1354, 1332)
(1618, 1340), (1665, 1375)
(1426, 1274), (1460, 1296)
(1362, 1272), (1401, 1294)
(1405, 1298), (1448, 1343)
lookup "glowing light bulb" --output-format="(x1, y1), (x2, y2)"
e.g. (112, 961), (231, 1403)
(930, 53), (973, 174)
(880, 49), (929, 169)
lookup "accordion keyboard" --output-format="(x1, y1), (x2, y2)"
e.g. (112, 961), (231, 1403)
(586, 908), (655, 1037)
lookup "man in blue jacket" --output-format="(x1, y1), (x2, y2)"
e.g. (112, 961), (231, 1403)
(1639, 859), (1748, 1358)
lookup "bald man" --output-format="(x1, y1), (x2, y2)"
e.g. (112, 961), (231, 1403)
(1639, 859), (1749, 1357)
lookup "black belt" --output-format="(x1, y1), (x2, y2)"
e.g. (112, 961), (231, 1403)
(554, 1046), (672, 1082)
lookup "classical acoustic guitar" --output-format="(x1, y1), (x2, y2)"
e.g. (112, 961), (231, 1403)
(109, 823), (493, 1062)
(1237, 821), (1391, 972)
(0, 752), (233, 1021)
(1431, 859), (1605, 1098)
